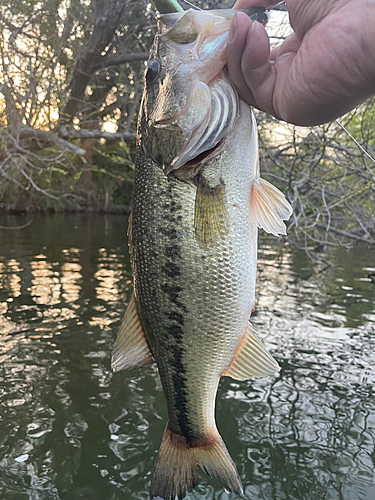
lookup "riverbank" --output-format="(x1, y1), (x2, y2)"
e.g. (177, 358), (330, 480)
(0, 204), (131, 216)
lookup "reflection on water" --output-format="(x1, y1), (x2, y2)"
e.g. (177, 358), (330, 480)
(0, 214), (374, 500)
(0, 259), (22, 297)
(95, 248), (125, 303)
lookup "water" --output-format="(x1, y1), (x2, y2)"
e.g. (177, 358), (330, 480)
(0, 213), (374, 500)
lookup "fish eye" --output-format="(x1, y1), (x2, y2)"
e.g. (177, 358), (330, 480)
(146, 59), (161, 84)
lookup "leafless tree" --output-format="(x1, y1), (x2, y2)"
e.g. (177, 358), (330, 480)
(1, 0), (374, 250)
(0, 0), (151, 209)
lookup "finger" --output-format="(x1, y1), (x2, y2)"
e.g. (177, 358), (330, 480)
(270, 32), (300, 61)
(227, 13), (258, 107)
(248, 33), (300, 122)
(239, 19), (278, 116)
(269, 45), (282, 61)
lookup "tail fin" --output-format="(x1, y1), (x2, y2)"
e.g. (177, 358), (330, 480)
(195, 433), (243, 495)
(150, 425), (243, 500)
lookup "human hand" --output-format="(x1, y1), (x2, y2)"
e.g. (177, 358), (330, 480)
(227, 0), (375, 126)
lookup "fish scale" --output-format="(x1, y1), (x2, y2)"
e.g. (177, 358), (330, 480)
(133, 102), (258, 434)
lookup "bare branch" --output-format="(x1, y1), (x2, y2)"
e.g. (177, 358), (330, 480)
(93, 51), (148, 70)
(18, 126), (86, 156)
(59, 127), (136, 142)
(315, 223), (374, 243)
(61, 0), (127, 124)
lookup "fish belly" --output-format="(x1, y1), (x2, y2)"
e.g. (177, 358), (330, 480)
(131, 141), (256, 442)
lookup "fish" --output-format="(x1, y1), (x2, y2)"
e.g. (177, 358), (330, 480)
(111, 7), (292, 500)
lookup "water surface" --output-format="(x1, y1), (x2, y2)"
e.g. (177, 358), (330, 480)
(0, 214), (374, 500)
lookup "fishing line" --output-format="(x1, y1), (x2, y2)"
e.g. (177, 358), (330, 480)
(182, 0), (202, 10)
(262, 1), (374, 167)
(336, 119), (375, 165)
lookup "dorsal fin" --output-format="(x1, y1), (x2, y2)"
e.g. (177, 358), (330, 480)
(250, 178), (292, 236)
(223, 323), (279, 380)
(111, 293), (154, 373)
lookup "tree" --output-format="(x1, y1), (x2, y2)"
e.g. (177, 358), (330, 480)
(0, 0), (152, 210)
(0, 0), (374, 250)
(256, 100), (375, 252)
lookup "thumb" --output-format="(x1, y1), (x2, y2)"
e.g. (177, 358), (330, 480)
(227, 12), (276, 115)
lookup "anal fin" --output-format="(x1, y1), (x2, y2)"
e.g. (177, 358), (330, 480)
(111, 293), (154, 373)
(223, 323), (279, 380)
(250, 177), (293, 236)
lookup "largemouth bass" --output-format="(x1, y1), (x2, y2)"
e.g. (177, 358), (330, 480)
(112, 8), (292, 500)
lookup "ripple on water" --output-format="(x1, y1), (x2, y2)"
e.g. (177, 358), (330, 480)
(0, 215), (375, 500)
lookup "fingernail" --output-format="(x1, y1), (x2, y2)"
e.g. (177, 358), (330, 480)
(228, 13), (237, 43)
(250, 19), (257, 36)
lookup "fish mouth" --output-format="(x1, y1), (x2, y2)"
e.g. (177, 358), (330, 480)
(182, 139), (223, 168)
(171, 140), (223, 182)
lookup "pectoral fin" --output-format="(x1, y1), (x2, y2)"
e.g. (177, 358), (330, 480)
(223, 323), (279, 380)
(194, 180), (228, 247)
(250, 178), (292, 236)
(111, 293), (154, 373)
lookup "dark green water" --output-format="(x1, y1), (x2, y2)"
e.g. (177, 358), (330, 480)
(1, 214), (375, 500)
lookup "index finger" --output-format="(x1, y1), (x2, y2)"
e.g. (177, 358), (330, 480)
(233, 0), (283, 9)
